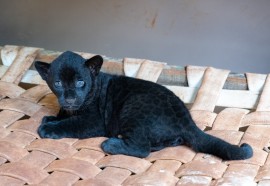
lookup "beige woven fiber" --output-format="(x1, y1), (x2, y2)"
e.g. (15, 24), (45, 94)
(0, 45), (269, 186)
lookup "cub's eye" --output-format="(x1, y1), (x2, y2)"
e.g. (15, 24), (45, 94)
(76, 80), (85, 88)
(54, 81), (62, 87)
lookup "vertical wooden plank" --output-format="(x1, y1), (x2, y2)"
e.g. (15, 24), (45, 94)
(124, 58), (166, 83)
(136, 60), (166, 82)
(1, 45), (20, 66)
(246, 73), (267, 92)
(1, 47), (40, 84)
(186, 66), (207, 88)
(256, 74), (270, 111)
(124, 58), (143, 78)
(191, 67), (229, 112)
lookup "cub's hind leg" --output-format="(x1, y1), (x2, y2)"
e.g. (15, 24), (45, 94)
(101, 125), (151, 158)
(101, 137), (150, 158)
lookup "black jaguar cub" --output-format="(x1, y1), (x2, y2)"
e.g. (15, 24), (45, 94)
(35, 51), (253, 160)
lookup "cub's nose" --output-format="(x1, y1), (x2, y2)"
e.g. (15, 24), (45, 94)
(65, 98), (76, 104)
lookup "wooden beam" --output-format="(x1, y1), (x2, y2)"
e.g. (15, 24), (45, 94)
(32, 48), (249, 90)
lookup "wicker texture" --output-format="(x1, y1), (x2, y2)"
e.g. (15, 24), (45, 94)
(0, 45), (269, 186)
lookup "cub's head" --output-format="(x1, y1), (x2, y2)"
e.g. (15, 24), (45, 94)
(35, 51), (103, 111)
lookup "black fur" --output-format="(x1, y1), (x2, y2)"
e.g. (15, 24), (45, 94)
(35, 51), (253, 160)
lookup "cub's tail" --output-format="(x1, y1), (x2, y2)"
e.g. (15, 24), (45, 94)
(184, 125), (253, 160)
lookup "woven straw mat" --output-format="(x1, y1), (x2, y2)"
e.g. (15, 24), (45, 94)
(0, 45), (269, 186)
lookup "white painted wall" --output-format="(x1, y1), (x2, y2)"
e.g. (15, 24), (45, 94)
(0, 0), (270, 73)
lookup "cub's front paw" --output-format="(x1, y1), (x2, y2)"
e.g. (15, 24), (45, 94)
(38, 121), (62, 139)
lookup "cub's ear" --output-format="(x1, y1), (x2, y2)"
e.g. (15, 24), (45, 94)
(34, 61), (50, 80)
(85, 55), (103, 76)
